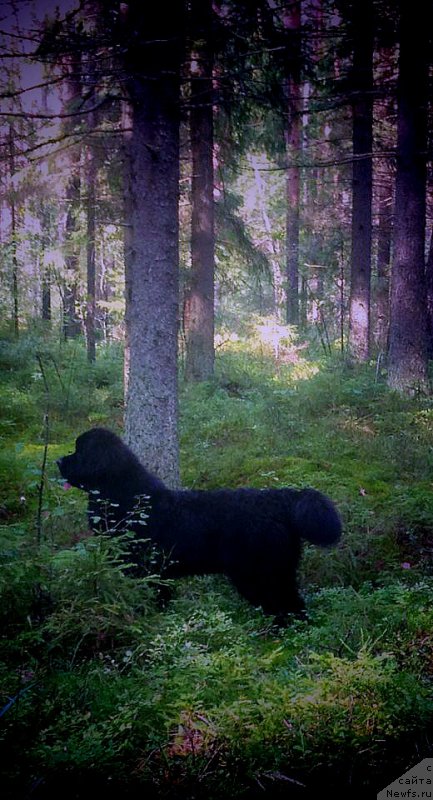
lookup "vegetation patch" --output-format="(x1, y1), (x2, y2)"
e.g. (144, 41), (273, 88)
(1, 334), (433, 797)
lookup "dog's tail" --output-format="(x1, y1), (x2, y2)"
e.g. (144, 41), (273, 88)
(294, 488), (342, 546)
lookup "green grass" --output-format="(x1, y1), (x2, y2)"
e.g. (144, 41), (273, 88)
(1, 329), (433, 798)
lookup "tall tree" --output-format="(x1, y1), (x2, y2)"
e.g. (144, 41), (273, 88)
(250, 153), (284, 320)
(373, 162), (392, 352)
(426, 228), (433, 353)
(348, 0), (374, 361)
(184, 0), (215, 381)
(39, 202), (52, 324)
(282, 0), (301, 326)
(62, 49), (83, 340)
(84, 50), (99, 364)
(121, 2), (184, 486)
(371, 42), (395, 353)
(85, 139), (97, 363)
(387, 0), (429, 392)
(8, 124), (19, 337)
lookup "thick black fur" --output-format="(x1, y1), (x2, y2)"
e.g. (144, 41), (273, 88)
(57, 428), (342, 620)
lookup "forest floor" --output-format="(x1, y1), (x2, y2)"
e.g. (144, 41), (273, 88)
(1, 326), (433, 798)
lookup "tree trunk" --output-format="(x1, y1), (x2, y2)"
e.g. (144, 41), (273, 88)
(282, 2), (301, 326)
(184, 0), (215, 381)
(41, 231), (51, 324)
(84, 49), (98, 363)
(122, 3), (183, 487)
(8, 125), (19, 337)
(387, 0), (429, 393)
(42, 273), (51, 322)
(86, 156), (97, 363)
(426, 228), (433, 356)
(373, 166), (392, 352)
(250, 154), (284, 320)
(348, 0), (373, 362)
(38, 201), (51, 323)
(62, 54), (82, 340)
(63, 167), (81, 339)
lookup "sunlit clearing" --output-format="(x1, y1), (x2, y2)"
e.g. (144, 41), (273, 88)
(254, 318), (296, 352)
(215, 317), (321, 382)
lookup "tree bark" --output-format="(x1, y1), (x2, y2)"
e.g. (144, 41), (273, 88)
(83, 37), (99, 363)
(426, 228), (433, 355)
(122, 2), (183, 487)
(283, 2), (301, 327)
(9, 126), (19, 337)
(62, 54), (82, 340)
(250, 154), (284, 320)
(40, 206), (52, 323)
(348, 0), (374, 362)
(373, 166), (392, 352)
(86, 150), (97, 363)
(387, 0), (429, 393)
(184, 0), (215, 381)
(42, 274), (51, 322)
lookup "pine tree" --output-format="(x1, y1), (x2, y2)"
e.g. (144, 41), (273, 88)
(387, 0), (430, 393)
(121, 2), (184, 486)
(184, 0), (215, 382)
(348, 0), (374, 361)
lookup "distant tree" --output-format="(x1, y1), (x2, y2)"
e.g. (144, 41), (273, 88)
(249, 153), (284, 320)
(387, 0), (430, 392)
(62, 49), (83, 340)
(282, 0), (301, 326)
(83, 51), (98, 364)
(373, 160), (393, 353)
(371, 41), (396, 354)
(85, 135), (97, 363)
(39, 202), (52, 324)
(41, 274), (51, 322)
(8, 124), (19, 337)
(184, 0), (215, 382)
(347, 0), (374, 362)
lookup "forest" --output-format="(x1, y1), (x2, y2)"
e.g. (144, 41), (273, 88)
(1, 0), (433, 796)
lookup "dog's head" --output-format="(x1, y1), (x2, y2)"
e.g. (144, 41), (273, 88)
(57, 428), (135, 492)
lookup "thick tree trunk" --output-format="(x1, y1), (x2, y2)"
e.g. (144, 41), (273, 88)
(122, 4), (182, 487)
(348, 0), (373, 362)
(426, 228), (433, 355)
(387, 0), (429, 393)
(184, 0), (215, 382)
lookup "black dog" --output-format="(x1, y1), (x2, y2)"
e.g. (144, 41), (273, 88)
(57, 428), (342, 620)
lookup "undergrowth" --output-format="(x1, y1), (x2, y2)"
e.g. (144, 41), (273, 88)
(1, 328), (433, 798)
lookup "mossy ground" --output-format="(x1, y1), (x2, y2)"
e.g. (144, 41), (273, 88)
(1, 328), (433, 798)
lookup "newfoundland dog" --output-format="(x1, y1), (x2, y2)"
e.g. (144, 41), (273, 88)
(57, 427), (342, 620)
